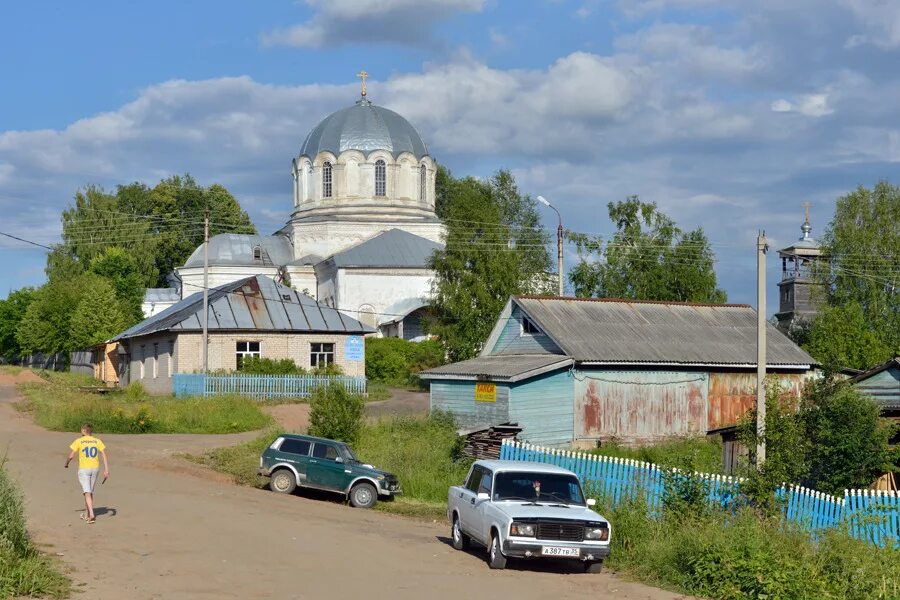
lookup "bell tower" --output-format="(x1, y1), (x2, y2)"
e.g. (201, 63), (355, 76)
(775, 203), (824, 332)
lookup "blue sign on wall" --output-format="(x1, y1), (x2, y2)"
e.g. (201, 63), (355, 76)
(345, 336), (364, 362)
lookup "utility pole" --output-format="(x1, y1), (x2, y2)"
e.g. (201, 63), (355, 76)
(756, 230), (768, 469)
(536, 195), (564, 296)
(202, 214), (209, 375)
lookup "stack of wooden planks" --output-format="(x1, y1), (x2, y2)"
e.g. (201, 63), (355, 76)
(459, 423), (522, 459)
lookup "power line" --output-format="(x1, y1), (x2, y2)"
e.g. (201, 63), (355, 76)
(0, 231), (53, 250)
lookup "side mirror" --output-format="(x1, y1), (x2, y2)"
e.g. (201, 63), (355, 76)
(586, 498), (597, 507)
(476, 492), (490, 501)
(334, 456), (343, 463)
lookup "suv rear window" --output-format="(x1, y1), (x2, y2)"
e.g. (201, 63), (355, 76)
(279, 439), (311, 456)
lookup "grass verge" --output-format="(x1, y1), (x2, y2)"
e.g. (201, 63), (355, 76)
(16, 375), (272, 434)
(588, 436), (724, 473)
(603, 497), (900, 600)
(0, 461), (70, 599)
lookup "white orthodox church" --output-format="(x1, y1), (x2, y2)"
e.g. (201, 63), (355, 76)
(142, 81), (445, 339)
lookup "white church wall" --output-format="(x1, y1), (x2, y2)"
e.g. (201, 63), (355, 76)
(178, 266), (281, 299)
(292, 220), (445, 262)
(335, 269), (433, 332)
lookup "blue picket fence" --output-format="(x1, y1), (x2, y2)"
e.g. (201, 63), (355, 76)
(500, 439), (899, 548)
(172, 373), (367, 400)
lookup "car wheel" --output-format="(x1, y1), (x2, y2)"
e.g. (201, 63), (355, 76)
(269, 469), (296, 495)
(488, 532), (507, 570)
(451, 515), (470, 550)
(349, 482), (378, 509)
(583, 560), (603, 574)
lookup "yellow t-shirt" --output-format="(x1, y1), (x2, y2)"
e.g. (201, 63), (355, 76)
(70, 436), (106, 470)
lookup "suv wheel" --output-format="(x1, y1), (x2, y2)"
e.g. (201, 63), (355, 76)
(488, 532), (507, 570)
(270, 469), (296, 494)
(451, 515), (470, 550)
(349, 482), (378, 509)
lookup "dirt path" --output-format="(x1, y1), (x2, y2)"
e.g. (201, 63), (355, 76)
(0, 382), (688, 600)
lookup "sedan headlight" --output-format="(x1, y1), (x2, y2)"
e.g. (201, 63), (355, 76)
(584, 526), (609, 541)
(510, 522), (535, 537)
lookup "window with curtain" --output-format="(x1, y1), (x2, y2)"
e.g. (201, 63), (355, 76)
(322, 161), (333, 198)
(375, 160), (386, 196)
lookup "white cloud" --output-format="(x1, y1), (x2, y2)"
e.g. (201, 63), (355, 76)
(770, 93), (834, 117)
(261, 0), (485, 48)
(840, 0), (900, 48)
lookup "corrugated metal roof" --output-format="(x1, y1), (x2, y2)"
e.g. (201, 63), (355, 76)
(300, 98), (429, 159)
(851, 358), (900, 409)
(114, 275), (374, 340)
(513, 296), (816, 367)
(328, 229), (442, 269)
(420, 354), (573, 382)
(183, 234), (293, 269)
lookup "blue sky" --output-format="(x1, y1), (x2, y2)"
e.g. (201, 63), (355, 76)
(1, 0), (899, 312)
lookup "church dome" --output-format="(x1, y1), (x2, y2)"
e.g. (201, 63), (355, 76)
(300, 98), (428, 160)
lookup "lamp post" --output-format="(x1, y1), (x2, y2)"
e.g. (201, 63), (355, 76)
(536, 195), (564, 297)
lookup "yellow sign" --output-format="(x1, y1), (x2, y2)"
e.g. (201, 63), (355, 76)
(475, 382), (496, 402)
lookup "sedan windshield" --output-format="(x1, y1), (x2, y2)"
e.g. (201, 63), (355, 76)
(493, 472), (585, 505)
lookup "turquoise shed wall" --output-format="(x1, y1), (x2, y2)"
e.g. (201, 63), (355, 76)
(430, 380), (510, 429)
(509, 368), (574, 447)
(490, 305), (563, 355)
(856, 364), (900, 409)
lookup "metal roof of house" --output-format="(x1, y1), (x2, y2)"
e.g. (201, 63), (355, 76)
(851, 357), (900, 410)
(420, 354), (574, 382)
(114, 275), (374, 340)
(326, 229), (442, 269)
(508, 296), (816, 367)
(182, 234), (293, 269)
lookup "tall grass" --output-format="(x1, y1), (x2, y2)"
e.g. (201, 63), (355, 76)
(587, 436), (724, 473)
(356, 412), (471, 503)
(602, 496), (900, 600)
(18, 382), (271, 434)
(0, 461), (70, 599)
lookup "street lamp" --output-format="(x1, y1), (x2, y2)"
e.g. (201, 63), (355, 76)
(536, 195), (564, 297)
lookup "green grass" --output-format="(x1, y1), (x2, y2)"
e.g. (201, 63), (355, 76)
(587, 436), (724, 473)
(602, 497), (900, 600)
(191, 429), (278, 488)
(0, 461), (70, 599)
(0, 365), (23, 376)
(17, 378), (272, 434)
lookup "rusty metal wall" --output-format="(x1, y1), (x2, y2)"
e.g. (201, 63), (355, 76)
(575, 371), (708, 444)
(707, 372), (808, 430)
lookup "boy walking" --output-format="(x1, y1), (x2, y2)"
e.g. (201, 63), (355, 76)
(64, 423), (109, 524)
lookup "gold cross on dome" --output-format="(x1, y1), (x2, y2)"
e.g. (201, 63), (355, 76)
(802, 201), (811, 223)
(357, 70), (369, 97)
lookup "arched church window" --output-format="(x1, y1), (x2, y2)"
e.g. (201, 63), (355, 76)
(375, 160), (386, 197)
(419, 164), (427, 202)
(253, 245), (262, 261)
(358, 304), (377, 328)
(322, 161), (333, 198)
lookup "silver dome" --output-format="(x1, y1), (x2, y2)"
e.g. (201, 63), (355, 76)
(300, 98), (428, 159)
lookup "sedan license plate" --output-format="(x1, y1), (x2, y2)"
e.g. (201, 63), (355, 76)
(541, 546), (580, 558)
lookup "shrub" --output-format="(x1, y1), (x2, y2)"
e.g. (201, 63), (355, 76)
(798, 379), (895, 494)
(308, 385), (365, 444)
(239, 357), (305, 375)
(365, 338), (444, 387)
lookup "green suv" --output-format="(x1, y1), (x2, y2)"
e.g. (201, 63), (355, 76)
(258, 433), (400, 509)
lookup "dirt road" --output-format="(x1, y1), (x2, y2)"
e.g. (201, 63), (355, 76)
(0, 379), (687, 600)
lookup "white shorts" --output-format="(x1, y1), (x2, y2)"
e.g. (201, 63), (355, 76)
(78, 468), (99, 494)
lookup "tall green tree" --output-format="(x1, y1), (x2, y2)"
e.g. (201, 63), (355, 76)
(16, 275), (97, 354)
(0, 288), (38, 360)
(568, 197), (726, 302)
(428, 170), (551, 361)
(89, 247), (146, 325)
(805, 181), (900, 370)
(69, 279), (128, 349)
